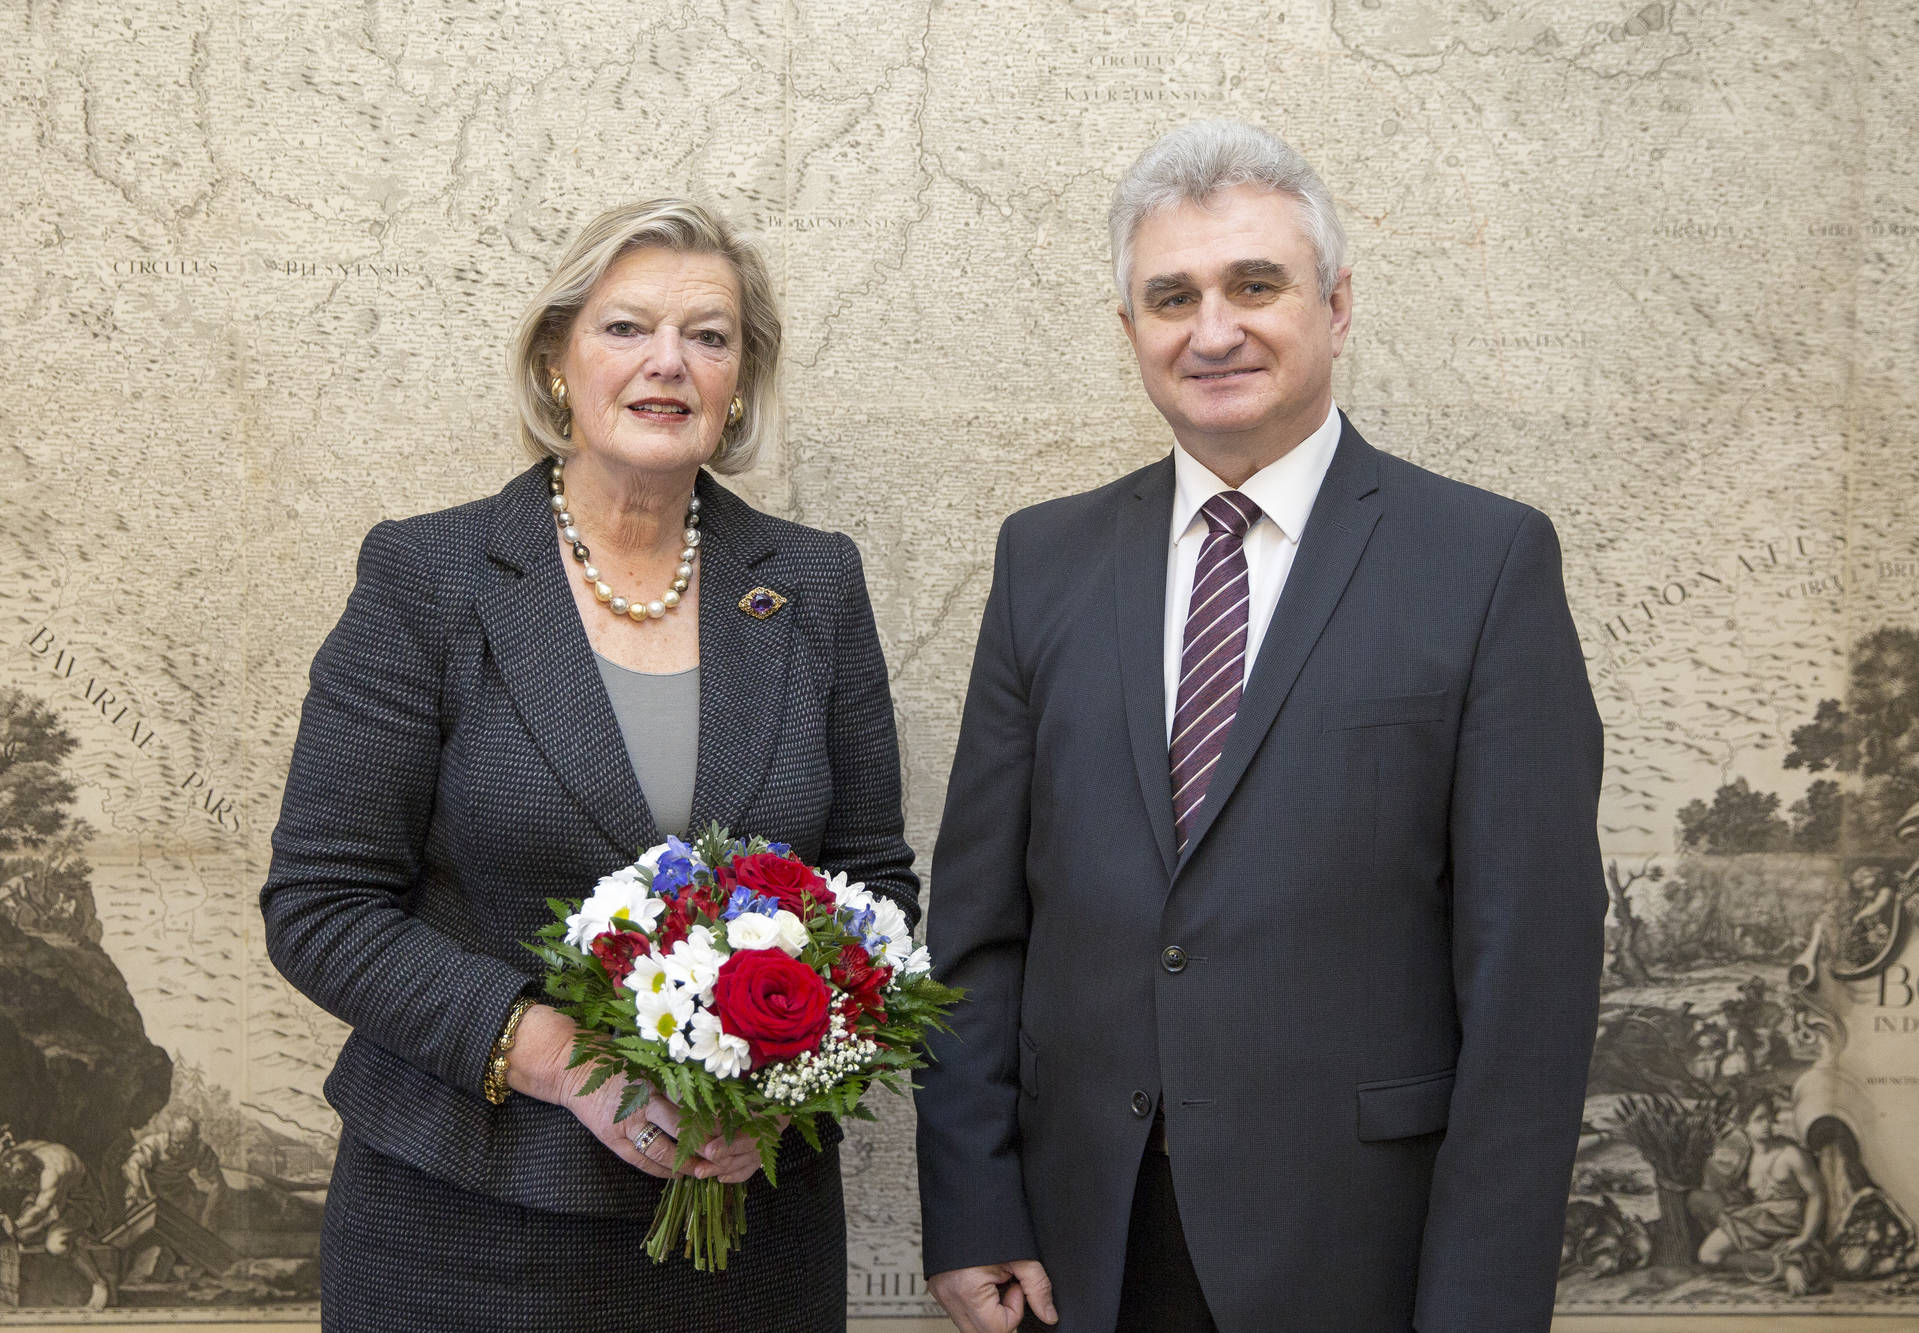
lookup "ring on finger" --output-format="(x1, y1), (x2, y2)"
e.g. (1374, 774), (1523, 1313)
(631, 1122), (662, 1153)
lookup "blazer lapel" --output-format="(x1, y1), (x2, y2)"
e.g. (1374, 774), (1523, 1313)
(477, 464), (659, 858)
(1114, 457), (1179, 879)
(1174, 419), (1383, 874)
(685, 472), (792, 837)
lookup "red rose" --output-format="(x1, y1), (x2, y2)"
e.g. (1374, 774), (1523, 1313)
(726, 852), (833, 918)
(831, 943), (891, 1021)
(710, 948), (832, 1067)
(590, 929), (647, 988)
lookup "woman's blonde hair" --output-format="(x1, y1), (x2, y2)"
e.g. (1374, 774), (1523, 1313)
(508, 199), (781, 474)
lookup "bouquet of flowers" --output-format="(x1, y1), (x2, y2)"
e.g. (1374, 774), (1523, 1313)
(529, 825), (960, 1271)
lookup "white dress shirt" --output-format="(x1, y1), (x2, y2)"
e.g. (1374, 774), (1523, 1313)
(1164, 401), (1343, 742)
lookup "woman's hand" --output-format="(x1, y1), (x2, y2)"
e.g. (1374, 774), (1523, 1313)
(638, 1093), (769, 1184)
(504, 1004), (766, 1182)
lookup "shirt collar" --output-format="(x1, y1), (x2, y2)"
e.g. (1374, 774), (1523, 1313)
(1170, 400), (1342, 548)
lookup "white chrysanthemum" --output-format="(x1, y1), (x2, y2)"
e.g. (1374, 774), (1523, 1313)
(564, 868), (665, 948)
(869, 900), (914, 966)
(667, 1023), (697, 1064)
(823, 871), (864, 902)
(772, 910), (809, 957)
(726, 912), (783, 952)
(687, 1011), (752, 1079)
(898, 945), (933, 978)
(663, 926), (726, 994)
(634, 980), (698, 1050)
(627, 953), (670, 998)
(635, 844), (668, 873)
(838, 884), (913, 966)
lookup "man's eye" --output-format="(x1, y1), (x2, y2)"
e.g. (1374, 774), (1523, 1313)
(1243, 282), (1271, 295)
(1158, 294), (1192, 309)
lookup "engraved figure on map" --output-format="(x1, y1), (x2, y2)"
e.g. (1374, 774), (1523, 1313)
(1785, 832), (1919, 1285)
(122, 1117), (223, 1225)
(1565, 628), (1919, 1314)
(0, 1133), (111, 1309)
(1837, 864), (1902, 977)
(1560, 1194), (1652, 1279)
(1696, 1090), (1829, 1294)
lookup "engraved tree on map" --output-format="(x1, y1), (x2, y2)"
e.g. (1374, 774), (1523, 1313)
(1560, 629), (1919, 1309)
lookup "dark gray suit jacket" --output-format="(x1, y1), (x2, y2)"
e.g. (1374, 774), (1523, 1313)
(916, 418), (1605, 1332)
(263, 461), (917, 1216)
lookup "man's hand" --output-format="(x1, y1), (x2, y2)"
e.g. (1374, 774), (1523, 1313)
(929, 1260), (1057, 1332)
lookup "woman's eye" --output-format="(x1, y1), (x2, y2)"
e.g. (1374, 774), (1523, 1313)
(694, 330), (728, 347)
(607, 321), (641, 336)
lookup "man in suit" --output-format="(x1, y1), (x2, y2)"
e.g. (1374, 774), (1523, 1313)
(916, 119), (1606, 1332)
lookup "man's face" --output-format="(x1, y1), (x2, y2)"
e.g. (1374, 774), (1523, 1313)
(1121, 184), (1351, 463)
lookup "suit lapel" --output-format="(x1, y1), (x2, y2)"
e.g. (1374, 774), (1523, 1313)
(477, 464), (659, 858)
(686, 472), (791, 837)
(1174, 419), (1383, 875)
(1114, 458), (1179, 879)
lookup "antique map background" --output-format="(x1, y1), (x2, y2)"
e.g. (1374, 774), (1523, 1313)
(3, 0), (1918, 1322)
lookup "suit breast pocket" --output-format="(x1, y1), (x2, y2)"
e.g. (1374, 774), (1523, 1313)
(1355, 1067), (1454, 1141)
(1322, 690), (1450, 732)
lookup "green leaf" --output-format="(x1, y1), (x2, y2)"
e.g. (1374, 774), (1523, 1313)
(793, 1115), (822, 1152)
(576, 1061), (618, 1098)
(615, 1080), (653, 1123)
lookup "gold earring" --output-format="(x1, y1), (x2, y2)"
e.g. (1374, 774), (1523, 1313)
(727, 395), (744, 426)
(550, 375), (571, 438)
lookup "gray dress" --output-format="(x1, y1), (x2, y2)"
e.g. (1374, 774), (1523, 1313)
(593, 655), (699, 837)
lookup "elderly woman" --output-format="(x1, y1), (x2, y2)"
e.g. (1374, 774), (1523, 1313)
(261, 199), (918, 1331)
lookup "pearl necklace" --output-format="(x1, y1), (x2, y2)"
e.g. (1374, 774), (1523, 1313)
(548, 458), (700, 622)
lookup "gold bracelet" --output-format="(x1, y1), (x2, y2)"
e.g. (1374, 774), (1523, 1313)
(483, 996), (538, 1106)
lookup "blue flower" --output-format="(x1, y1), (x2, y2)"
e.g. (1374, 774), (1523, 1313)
(653, 837), (700, 899)
(721, 887), (781, 920)
(766, 841), (792, 857)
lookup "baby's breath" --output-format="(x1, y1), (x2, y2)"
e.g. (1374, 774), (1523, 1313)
(752, 1009), (880, 1106)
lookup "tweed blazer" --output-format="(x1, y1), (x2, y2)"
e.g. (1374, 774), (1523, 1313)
(262, 461), (918, 1217)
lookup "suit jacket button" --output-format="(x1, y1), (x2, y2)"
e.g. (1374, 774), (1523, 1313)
(1161, 945), (1187, 973)
(1130, 1090), (1153, 1118)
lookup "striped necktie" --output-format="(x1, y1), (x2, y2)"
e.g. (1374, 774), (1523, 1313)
(1170, 490), (1261, 853)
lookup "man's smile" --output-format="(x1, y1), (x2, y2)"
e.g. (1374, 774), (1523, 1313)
(1185, 367), (1264, 381)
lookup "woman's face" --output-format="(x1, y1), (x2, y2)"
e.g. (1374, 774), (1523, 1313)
(555, 245), (742, 480)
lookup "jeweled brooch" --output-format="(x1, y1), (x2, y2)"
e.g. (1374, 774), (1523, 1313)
(738, 586), (788, 619)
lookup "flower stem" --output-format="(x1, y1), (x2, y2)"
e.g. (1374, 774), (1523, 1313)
(645, 1177), (749, 1272)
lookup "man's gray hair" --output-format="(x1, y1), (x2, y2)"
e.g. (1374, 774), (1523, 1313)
(1110, 119), (1348, 314)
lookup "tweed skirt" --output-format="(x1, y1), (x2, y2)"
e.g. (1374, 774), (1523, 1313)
(320, 1131), (846, 1332)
